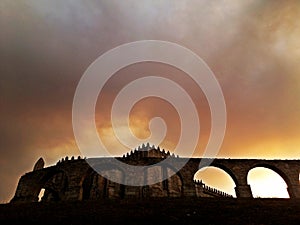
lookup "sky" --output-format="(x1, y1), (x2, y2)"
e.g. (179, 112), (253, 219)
(1, 0), (300, 202)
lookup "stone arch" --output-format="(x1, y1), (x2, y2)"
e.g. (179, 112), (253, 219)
(145, 165), (165, 197)
(143, 164), (184, 197)
(35, 169), (68, 202)
(247, 164), (291, 198)
(81, 164), (125, 200)
(199, 163), (239, 186)
(194, 165), (237, 197)
(247, 163), (292, 188)
(164, 163), (184, 196)
(80, 167), (96, 200)
(165, 167), (184, 197)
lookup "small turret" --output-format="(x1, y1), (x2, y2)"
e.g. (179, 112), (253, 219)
(33, 157), (44, 171)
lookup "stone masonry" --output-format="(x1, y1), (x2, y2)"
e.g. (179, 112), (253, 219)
(11, 143), (300, 203)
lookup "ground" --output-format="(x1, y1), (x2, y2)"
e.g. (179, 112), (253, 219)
(1, 198), (300, 224)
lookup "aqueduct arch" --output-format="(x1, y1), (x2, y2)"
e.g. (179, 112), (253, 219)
(199, 163), (239, 186)
(10, 145), (300, 202)
(194, 166), (237, 197)
(247, 163), (293, 188)
(179, 158), (300, 198)
(247, 167), (290, 198)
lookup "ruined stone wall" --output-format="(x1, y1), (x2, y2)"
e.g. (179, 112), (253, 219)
(10, 147), (300, 203)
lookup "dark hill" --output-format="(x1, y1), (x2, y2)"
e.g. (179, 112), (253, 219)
(1, 198), (300, 225)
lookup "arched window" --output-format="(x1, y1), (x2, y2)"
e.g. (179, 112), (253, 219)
(247, 167), (289, 198)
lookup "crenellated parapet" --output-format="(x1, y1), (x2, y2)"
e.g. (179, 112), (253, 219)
(56, 155), (85, 165)
(122, 143), (179, 160)
(194, 180), (233, 198)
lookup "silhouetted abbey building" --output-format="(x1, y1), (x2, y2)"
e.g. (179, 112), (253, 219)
(11, 143), (300, 203)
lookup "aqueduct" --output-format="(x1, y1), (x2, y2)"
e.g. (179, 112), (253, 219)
(11, 144), (300, 203)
